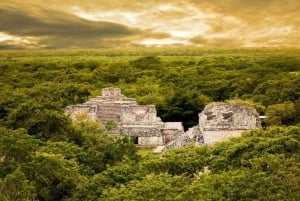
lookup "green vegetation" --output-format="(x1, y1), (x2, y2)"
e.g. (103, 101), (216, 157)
(0, 48), (299, 200)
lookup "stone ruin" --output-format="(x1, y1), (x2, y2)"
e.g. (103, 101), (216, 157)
(154, 102), (261, 153)
(66, 88), (184, 146)
(198, 102), (261, 145)
(66, 88), (262, 152)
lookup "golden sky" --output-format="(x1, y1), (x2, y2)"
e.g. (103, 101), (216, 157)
(0, 0), (299, 49)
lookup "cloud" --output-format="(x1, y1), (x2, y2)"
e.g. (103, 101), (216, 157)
(0, 3), (178, 48)
(187, 0), (300, 47)
(1, 4), (143, 48)
(0, 0), (299, 49)
(0, 41), (27, 50)
(189, 0), (300, 31)
(0, 6), (143, 48)
(189, 35), (243, 47)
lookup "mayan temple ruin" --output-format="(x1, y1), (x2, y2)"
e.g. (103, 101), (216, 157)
(66, 88), (262, 151)
(66, 87), (184, 146)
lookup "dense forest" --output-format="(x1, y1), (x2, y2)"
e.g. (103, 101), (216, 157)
(0, 48), (299, 200)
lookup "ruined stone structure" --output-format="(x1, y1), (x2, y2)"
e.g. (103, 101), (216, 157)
(66, 88), (184, 146)
(154, 102), (261, 152)
(66, 88), (262, 151)
(198, 102), (261, 144)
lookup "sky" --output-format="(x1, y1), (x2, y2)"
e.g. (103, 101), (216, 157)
(0, 0), (299, 49)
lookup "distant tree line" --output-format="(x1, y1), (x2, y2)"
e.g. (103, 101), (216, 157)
(0, 48), (299, 200)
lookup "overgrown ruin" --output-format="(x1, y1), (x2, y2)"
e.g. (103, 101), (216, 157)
(199, 102), (261, 144)
(66, 88), (262, 151)
(66, 88), (184, 146)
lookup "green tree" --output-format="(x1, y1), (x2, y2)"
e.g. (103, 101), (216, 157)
(0, 168), (36, 201)
(0, 127), (39, 177)
(7, 101), (71, 139)
(265, 102), (296, 126)
(24, 152), (82, 201)
(158, 89), (209, 129)
(105, 120), (117, 131)
(0, 127), (39, 163)
(101, 173), (190, 201)
(71, 113), (138, 174)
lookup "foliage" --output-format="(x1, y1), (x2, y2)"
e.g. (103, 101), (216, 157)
(0, 168), (36, 201)
(0, 48), (299, 200)
(105, 120), (117, 131)
(265, 102), (297, 126)
(101, 173), (190, 201)
(1, 48), (300, 128)
(101, 126), (300, 201)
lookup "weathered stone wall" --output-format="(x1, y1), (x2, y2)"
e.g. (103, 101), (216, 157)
(138, 136), (164, 146)
(66, 104), (98, 120)
(202, 130), (244, 145)
(198, 102), (261, 144)
(199, 102), (261, 131)
(161, 130), (177, 143)
(119, 125), (163, 137)
(161, 122), (184, 143)
(102, 87), (121, 97)
(120, 105), (161, 124)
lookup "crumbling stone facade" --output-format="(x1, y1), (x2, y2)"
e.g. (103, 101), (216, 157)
(66, 88), (184, 146)
(198, 102), (261, 144)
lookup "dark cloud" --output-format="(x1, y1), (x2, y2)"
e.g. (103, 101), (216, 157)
(0, 42), (26, 50)
(0, 5), (145, 48)
(0, 7), (138, 37)
(0, 4), (175, 49)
